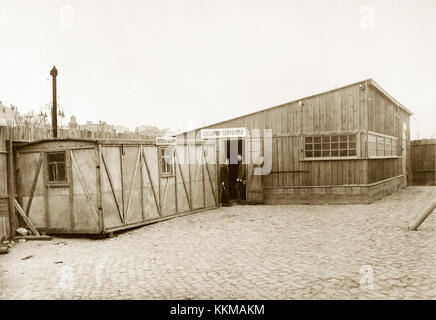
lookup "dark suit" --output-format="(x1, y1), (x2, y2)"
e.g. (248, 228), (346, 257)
(236, 161), (246, 201)
(220, 165), (229, 205)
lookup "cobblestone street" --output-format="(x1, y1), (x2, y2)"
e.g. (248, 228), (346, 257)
(1, 186), (436, 300)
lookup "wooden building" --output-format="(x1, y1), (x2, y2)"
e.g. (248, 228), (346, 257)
(411, 139), (436, 185)
(177, 79), (412, 204)
(9, 138), (217, 235)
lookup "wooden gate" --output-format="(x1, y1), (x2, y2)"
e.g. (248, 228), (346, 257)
(402, 122), (407, 181)
(411, 139), (436, 186)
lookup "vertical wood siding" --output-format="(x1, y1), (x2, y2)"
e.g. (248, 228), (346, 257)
(194, 82), (368, 136)
(183, 80), (411, 190)
(14, 140), (218, 234)
(187, 82), (375, 188)
(367, 85), (411, 184)
(411, 140), (436, 185)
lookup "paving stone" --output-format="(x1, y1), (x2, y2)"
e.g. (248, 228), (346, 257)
(0, 186), (436, 299)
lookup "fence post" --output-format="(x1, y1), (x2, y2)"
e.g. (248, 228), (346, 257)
(6, 140), (17, 238)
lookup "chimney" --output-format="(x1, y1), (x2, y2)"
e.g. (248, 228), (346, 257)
(50, 66), (58, 138)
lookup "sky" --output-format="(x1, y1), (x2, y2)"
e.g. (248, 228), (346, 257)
(0, 0), (435, 138)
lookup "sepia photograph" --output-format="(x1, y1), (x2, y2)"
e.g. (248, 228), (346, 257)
(0, 0), (436, 311)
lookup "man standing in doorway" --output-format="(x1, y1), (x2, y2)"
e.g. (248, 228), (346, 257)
(220, 158), (230, 206)
(236, 153), (246, 203)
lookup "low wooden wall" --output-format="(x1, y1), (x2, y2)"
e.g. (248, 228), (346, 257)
(263, 175), (405, 204)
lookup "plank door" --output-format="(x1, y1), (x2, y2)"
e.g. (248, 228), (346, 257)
(203, 143), (218, 208)
(122, 145), (143, 225)
(190, 144), (206, 210)
(100, 146), (125, 229)
(402, 122), (407, 180)
(246, 137), (264, 203)
(174, 144), (192, 213)
(158, 146), (177, 216)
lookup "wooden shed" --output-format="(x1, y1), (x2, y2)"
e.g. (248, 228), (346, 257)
(177, 79), (412, 204)
(9, 138), (218, 235)
(411, 139), (436, 185)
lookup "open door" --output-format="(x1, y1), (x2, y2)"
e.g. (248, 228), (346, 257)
(225, 138), (246, 200)
(246, 137), (264, 204)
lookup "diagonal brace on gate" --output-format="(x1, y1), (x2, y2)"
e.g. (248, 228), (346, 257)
(70, 150), (100, 225)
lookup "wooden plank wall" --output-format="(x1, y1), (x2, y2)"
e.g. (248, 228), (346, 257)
(186, 82), (370, 187)
(0, 125), (166, 239)
(13, 140), (218, 234)
(367, 84), (411, 184)
(266, 136), (368, 187)
(183, 80), (413, 192)
(192, 82), (368, 135)
(0, 127), (10, 240)
(411, 140), (436, 185)
(367, 158), (401, 184)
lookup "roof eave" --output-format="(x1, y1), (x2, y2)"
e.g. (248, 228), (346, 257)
(368, 79), (413, 116)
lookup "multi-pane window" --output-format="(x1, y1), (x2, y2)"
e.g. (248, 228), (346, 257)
(160, 147), (174, 176)
(368, 134), (398, 157)
(47, 152), (67, 183)
(304, 134), (357, 158)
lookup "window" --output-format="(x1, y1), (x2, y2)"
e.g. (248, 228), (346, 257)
(160, 147), (174, 176)
(47, 152), (67, 183)
(304, 134), (357, 159)
(368, 133), (398, 157)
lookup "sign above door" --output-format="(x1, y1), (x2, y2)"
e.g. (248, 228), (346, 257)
(200, 128), (247, 140)
(156, 137), (177, 145)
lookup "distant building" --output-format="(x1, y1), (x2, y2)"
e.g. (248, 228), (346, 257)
(79, 120), (115, 133)
(0, 100), (19, 126)
(69, 115), (78, 129)
(135, 125), (166, 137)
(163, 128), (179, 136)
(115, 125), (130, 134)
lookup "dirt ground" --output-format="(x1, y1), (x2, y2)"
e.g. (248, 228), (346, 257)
(1, 186), (436, 300)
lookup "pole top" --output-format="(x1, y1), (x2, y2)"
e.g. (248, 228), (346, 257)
(50, 66), (58, 77)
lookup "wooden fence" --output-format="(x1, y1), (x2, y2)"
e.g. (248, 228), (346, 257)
(411, 139), (436, 186)
(0, 125), (164, 240)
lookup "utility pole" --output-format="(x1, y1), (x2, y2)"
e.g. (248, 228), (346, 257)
(50, 66), (58, 138)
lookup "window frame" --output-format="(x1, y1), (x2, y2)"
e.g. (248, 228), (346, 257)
(46, 151), (69, 186)
(368, 131), (399, 159)
(159, 146), (175, 177)
(303, 133), (359, 161)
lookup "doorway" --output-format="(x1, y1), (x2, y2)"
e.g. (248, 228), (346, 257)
(225, 138), (246, 200)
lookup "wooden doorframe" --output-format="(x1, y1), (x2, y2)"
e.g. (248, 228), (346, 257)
(245, 136), (265, 204)
(224, 137), (247, 200)
(7, 140), (18, 237)
(402, 122), (407, 182)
